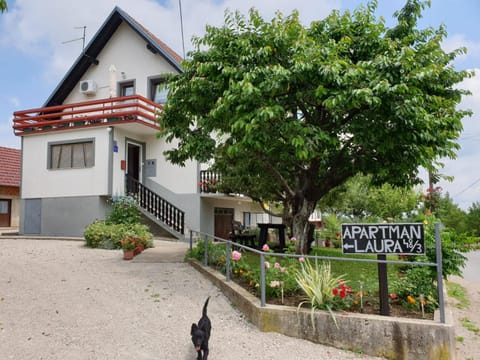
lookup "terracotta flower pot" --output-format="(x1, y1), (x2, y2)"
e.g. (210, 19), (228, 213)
(134, 243), (145, 256)
(123, 249), (134, 260)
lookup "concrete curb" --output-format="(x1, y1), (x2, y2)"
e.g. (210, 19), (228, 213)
(0, 235), (84, 241)
(189, 259), (456, 360)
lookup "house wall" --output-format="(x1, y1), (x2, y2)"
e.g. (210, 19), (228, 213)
(21, 127), (111, 199)
(17, 16), (278, 239)
(200, 197), (268, 235)
(19, 127), (113, 236)
(19, 196), (109, 237)
(110, 128), (198, 197)
(65, 22), (178, 104)
(0, 186), (20, 227)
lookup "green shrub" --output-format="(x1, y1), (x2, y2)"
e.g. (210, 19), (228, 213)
(84, 221), (152, 249)
(390, 266), (438, 313)
(106, 196), (141, 225)
(187, 239), (227, 265)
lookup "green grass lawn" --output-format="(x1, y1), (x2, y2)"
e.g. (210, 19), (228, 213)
(240, 246), (401, 294)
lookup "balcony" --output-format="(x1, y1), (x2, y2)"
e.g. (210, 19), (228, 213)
(199, 170), (222, 194)
(13, 95), (163, 136)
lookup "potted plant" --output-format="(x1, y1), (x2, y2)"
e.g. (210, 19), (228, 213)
(120, 236), (138, 260)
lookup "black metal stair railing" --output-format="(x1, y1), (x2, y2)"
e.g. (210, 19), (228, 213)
(126, 176), (185, 235)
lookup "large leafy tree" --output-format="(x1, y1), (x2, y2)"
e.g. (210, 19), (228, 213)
(159, 1), (471, 253)
(0, 0), (7, 13)
(320, 174), (419, 221)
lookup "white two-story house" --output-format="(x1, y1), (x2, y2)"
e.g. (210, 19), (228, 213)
(13, 7), (273, 240)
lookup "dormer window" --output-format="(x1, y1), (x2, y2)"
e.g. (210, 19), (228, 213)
(149, 76), (168, 105)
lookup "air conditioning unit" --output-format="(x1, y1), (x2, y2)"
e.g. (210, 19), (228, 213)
(79, 80), (97, 95)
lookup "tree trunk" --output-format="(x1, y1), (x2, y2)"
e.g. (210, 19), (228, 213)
(293, 198), (317, 254)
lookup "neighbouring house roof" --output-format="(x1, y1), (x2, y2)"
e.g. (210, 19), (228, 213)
(44, 6), (183, 108)
(0, 146), (21, 188)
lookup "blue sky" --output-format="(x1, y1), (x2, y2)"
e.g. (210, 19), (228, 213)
(1, 0), (479, 210)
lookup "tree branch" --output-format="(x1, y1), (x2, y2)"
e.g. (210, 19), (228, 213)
(256, 152), (296, 198)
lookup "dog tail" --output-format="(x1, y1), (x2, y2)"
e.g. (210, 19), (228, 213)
(202, 296), (210, 317)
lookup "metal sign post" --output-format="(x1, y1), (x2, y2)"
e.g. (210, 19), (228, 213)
(435, 223), (446, 323)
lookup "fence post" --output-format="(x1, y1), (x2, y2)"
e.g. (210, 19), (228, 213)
(226, 242), (231, 282)
(189, 230), (193, 251)
(260, 252), (266, 307)
(435, 223), (446, 323)
(204, 235), (209, 267)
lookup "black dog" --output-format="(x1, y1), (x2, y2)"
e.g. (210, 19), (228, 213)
(191, 297), (211, 360)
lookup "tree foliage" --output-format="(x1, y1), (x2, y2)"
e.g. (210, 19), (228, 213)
(159, 1), (472, 253)
(0, 0), (7, 13)
(466, 202), (480, 237)
(320, 174), (419, 221)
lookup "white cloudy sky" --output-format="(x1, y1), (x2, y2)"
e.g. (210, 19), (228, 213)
(1, 0), (479, 210)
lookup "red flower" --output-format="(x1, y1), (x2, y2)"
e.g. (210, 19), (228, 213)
(332, 288), (339, 296)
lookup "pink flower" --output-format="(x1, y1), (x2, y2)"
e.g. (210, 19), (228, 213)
(280, 267), (287, 273)
(299, 257), (305, 263)
(270, 280), (281, 288)
(390, 293), (397, 300)
(290, 237), (296, 242)
(262, 244), (270, 252)
(232, 250), (242, 261)
(264, 261), (270, 269)
(274, 262), (281, 268)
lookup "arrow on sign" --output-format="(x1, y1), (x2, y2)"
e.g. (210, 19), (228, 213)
(343, 243), (354, 250)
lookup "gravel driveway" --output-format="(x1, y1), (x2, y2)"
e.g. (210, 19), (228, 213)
(0, 238), (383, 360)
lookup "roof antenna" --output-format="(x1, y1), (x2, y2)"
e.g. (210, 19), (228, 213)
(178, 0), (186, 59)
(62, 26), (87, 51)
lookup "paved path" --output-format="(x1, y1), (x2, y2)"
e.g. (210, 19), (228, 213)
(448, 250), (480, 360)
(0, 238), (383, 360)
(132, 238), (190, 263)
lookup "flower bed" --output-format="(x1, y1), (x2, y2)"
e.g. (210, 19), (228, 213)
(188, 238), (436, 320)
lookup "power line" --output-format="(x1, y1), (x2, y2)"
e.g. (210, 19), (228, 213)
(454, 176), (480, 197)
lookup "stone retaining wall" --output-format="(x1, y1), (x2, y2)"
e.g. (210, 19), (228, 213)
(189, 260), (456, 360)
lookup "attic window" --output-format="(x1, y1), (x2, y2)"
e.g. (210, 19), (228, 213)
(48, 139), (95, 170)
(149, 77), (169, 105)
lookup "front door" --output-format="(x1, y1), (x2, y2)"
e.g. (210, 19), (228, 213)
(214, 207), (234, 240)
(127, 142), (142, 182)
(0, 199), (11, 227)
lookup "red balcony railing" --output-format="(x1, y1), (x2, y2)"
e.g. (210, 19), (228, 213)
(13, 95), (163, 136)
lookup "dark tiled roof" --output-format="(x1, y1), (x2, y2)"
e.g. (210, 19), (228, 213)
(129, 14), (183, 64)
(0, 146), (21, 187)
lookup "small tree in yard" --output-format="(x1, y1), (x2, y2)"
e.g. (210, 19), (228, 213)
(159, 1), (472, 254)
